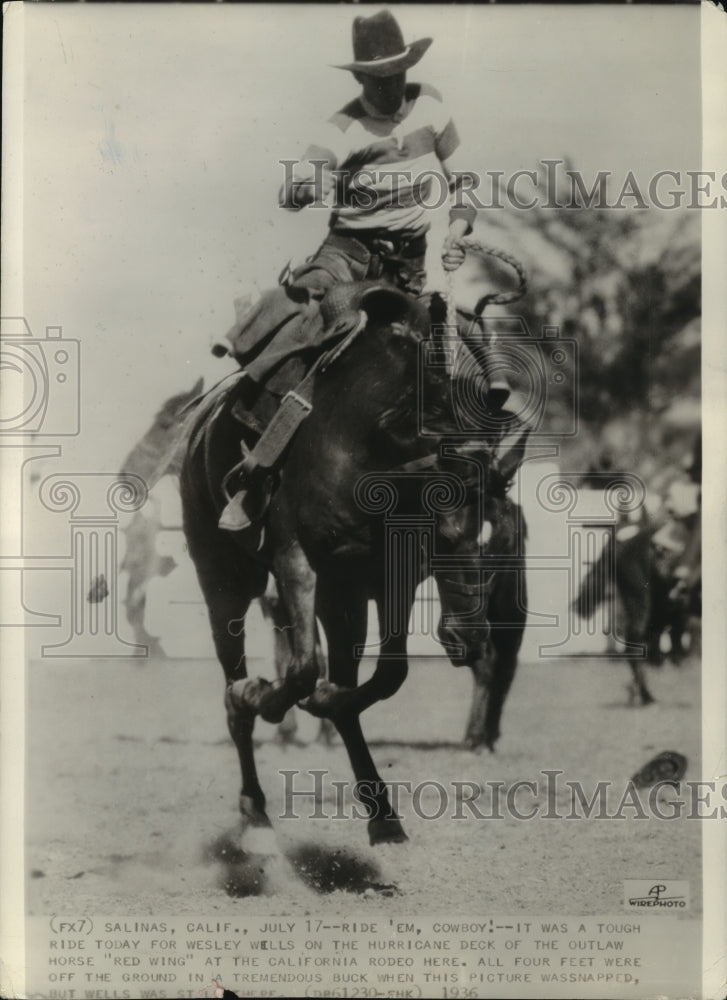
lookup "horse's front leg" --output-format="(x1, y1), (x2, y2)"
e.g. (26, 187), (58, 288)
(465, 569), (525, 750)
(465, 639), (521, 750)
(231, 539), (319, 724)
(464, 648), (494, 750)
(304, 579), (411, 845)
(258, 592), (299, 744)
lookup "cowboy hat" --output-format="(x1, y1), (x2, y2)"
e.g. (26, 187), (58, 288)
(333, 10), (432, 78)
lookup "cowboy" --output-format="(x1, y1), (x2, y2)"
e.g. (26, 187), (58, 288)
(220, 10), (508, 530)
(279, 9), (474, 297)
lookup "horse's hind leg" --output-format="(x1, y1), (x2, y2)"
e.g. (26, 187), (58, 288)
(306, 577), (410, 845)
(261, 590), (333, 744)
(258, 592), (299, 744)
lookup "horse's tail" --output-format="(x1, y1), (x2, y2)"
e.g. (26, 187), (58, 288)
(572, 538), (611, 619)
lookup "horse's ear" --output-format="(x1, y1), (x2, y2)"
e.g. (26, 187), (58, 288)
(190, 376), (204, 396)
(428, 292), (448, 331)
(495, 426), (531, 485)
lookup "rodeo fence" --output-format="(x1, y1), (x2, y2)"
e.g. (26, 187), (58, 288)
(3, 447), (644, 663)
(0, 454), (149, 658)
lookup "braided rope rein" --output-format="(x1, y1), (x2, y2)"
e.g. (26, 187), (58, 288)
(444, 239), (528, 327)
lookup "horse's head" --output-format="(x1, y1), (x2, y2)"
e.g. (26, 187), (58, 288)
(433, 429), (530, 667)
(317, 285), (530, 666)
(362, 288), (478, 452)
(432, 475), (492, 665)
(353, 287), (531, 666)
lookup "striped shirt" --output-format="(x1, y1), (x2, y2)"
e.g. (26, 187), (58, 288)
(280, 83), (476, 237)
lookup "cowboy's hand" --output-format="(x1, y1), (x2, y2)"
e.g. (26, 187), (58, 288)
(289, 166), (335, 207)
(441, 234), (466, 272)
(314, 168), (336, 200)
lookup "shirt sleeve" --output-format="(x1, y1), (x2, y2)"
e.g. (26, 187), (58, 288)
(440, 143), (478, 233)
(433, 106), (477, 233)
(279, 122), (346, 210)
(434, 117), (461, 163)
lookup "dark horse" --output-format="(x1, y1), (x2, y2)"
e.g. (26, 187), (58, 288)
(572, 524), (694, 705)
(181, 286), (529, 847)
(119, 377), (332, 743)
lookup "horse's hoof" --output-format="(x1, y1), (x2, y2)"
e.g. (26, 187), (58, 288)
(640, 691), (656, 706)
(299, 680), (354, 719)
(240, 824), (280, 856)
(464, 728), (497, 752)
(298, 680), (336, 716)
(227, 678), (255, 713)
(368, 816), (408, 846)
(240, 678), (288, 724)
(239, 796), (279, 856)
(229, 677), (273, 715)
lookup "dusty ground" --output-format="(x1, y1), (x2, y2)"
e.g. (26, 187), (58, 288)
(26, 652), (701, 917)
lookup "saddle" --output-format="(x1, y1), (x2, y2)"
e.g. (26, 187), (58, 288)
(215, 280), (385, 397)
(214, 284), (321, 396)
(210, 279), (513, 534)
(213, 284), (433, 533)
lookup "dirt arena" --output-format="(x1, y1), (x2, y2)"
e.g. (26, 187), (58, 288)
(26, 651), (700, 918)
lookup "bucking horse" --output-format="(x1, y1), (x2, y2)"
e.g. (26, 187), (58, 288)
(181, 281), (530, 847)
(119, 379), (334, 744)
(572, 520), (699, 706)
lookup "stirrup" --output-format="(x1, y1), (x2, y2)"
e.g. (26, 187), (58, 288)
(219, 492), (254, 532)
(221, 442), (255, 503)
(219, 479), (273, 532)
